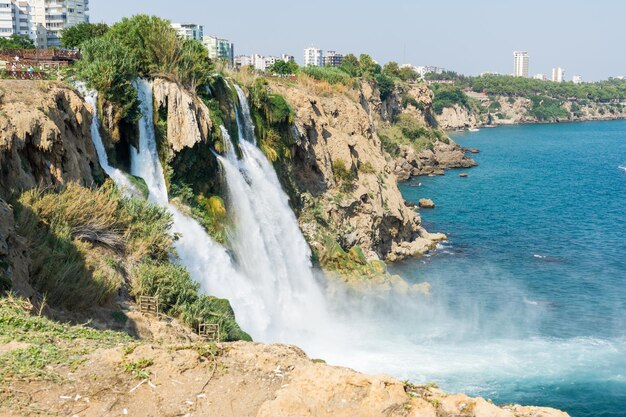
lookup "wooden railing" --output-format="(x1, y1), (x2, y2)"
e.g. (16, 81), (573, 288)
(0, 48), (81, 62)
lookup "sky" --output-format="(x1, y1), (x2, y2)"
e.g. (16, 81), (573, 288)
(90, 0), (625, 81)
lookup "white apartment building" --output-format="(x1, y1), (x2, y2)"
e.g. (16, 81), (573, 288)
(533, 73), (547, 81)
(304, 47), (322, 67)
(572, 75), (583, 84)
(204, 35), (234, 66)
(0, 0), (15, 38)
(323, 50), (343, 67)
(281, 54), (294, 63)
(234, 55), (253, 69)
(552, 67), (564, 83)
(171, 22), (204, 41)
(513, 51), (529, 77)
(0, 0), (88, 47)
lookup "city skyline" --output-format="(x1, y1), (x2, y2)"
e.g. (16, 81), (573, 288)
(87, 0), (623, 81)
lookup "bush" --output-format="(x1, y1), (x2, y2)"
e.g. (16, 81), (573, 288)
(130, 261), (251, 341)
(302, 66), (352, 85)
(61, 22), (109, 49)
(332, 159), (356, 192)
(529, 96), (569, 121)
(431, 85), (470, 114)
(375, 73), (395, 101)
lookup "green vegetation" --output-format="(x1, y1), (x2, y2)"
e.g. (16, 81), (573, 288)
(248, 78), (295, 161)
(0, 295), (132, 383)
(471, 74), (626, 102)
(11, 183), (249, 341)
(77, 15), (215, 120)
(122, 357), (153, 380)
(0, 34), (34, 50)
(528, 95), (569, 121)
(268, 60), (299, 76)
(430, 84), (470, 114)
(332, 159), (356, 192)
(378, 114), (445, 156)
(319, 238), (387, 279)
(60, 22), (109, 49)
(302, 66), (353, 85)
(382, 61), (419, 82)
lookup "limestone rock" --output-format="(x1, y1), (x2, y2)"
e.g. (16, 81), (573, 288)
(0, 80), (101, 195)
(436, 104), (480, 130)
(152, 77), (212, 152)
(419, 198), (435, 208)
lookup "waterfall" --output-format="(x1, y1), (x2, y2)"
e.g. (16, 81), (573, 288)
(127, 79), (270, 336)
(83, 90), (135, 193)
(233, 84), (257, 144)
(216, 124), (331, 341)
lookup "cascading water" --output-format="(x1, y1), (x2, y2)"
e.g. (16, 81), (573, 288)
(216, 125), (332, 343)
(83, 90), (135, 193)
(233, 84), (257, 144)
(127, 79), (270, 335)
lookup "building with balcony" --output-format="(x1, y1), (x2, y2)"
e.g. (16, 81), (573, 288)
(171, 22), (204, 41)
(323, 50), (343, 67)
(304, 47), (322, 67)
(203, 35), (234, 66)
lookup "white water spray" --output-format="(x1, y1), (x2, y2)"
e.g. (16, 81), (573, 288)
(217, 124), (331, 342)
(83, 90), (135, 193)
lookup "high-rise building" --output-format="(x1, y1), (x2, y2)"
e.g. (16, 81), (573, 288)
(0, 0), (16, 38)
(323, 50), (344, 67)
(572, 75), (583, 84)
(0, 0), (89, 47)
(171, 23), (204, 41)
(203, 35), (234, 66)
(552, 67), (564, 83)
(304, 47), (322, 67)
(513, 51), (529, 77)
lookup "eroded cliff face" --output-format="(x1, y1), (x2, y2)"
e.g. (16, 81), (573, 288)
(152, 77), (213, 152)
(271, 81), (445, 262)
(436, 103), (480, 130)
(0, 80), (101, 196)
(0, 199), (32, 298)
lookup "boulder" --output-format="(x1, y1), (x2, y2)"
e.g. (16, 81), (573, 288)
(419, 198), (435, 208)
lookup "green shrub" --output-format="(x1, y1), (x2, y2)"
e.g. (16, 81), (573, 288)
(431, 85), (470, 114)
(302, 66), (352, 85)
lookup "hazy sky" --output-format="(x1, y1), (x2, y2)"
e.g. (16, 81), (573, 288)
(91, 0), (625, 81)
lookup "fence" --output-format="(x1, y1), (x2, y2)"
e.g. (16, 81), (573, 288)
(3, 69), (46, 80)
(0, 48), (81, 62)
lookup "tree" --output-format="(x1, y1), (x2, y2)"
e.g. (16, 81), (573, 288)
(61, 22), (109, 49)
(339, 54), (361, 77)
(268, 60), (299, 76)
(0, 34), (35, 49)
(177, 39), (214, 91)
(358, 54), (381, 77)
(375, 73), (395, 100)
(382, 61), (401, 78)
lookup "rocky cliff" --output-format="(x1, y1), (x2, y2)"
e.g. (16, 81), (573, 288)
(0, 80), (101, 196)
(270, 80), (445, 262)
(436, 103), (480, 130)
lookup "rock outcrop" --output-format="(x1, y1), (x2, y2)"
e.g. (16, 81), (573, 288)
(393, 141), (477, 181)
(152, 77), (212, 152)
(271, 80), (443, 261)
(0, 199), (32, 298)
(0, 80), (101, 196)
(436, 103), (480, 130)
(1, 336), (570, 417)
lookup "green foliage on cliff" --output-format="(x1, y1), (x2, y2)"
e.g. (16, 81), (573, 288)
(528, 96), (569, 121)
(130, 261), (250, 342)
(77, 15), (215, 119)
(430, 84), (470, 114)
(319, 238), (387, 279)
(248, 78), (296, 161)
(471, 74), (626, 102)
(378, 114), (444, 156)
(61, 22), (109, 49)
(332, 159), (356, 192)
(382, 61), (419, 82)
(10, 183), (250, 341)
(302, 66), (353, 85)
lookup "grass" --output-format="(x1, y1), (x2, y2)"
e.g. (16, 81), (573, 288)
(10, 182), (251, 341)
(122, 357), (153, 380)
(0, 294), (132, 383)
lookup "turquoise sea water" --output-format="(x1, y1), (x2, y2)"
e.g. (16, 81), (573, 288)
(391, 121), (626, 417)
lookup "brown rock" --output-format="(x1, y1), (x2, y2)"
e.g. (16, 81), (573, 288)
(419, 198), (435, 208)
